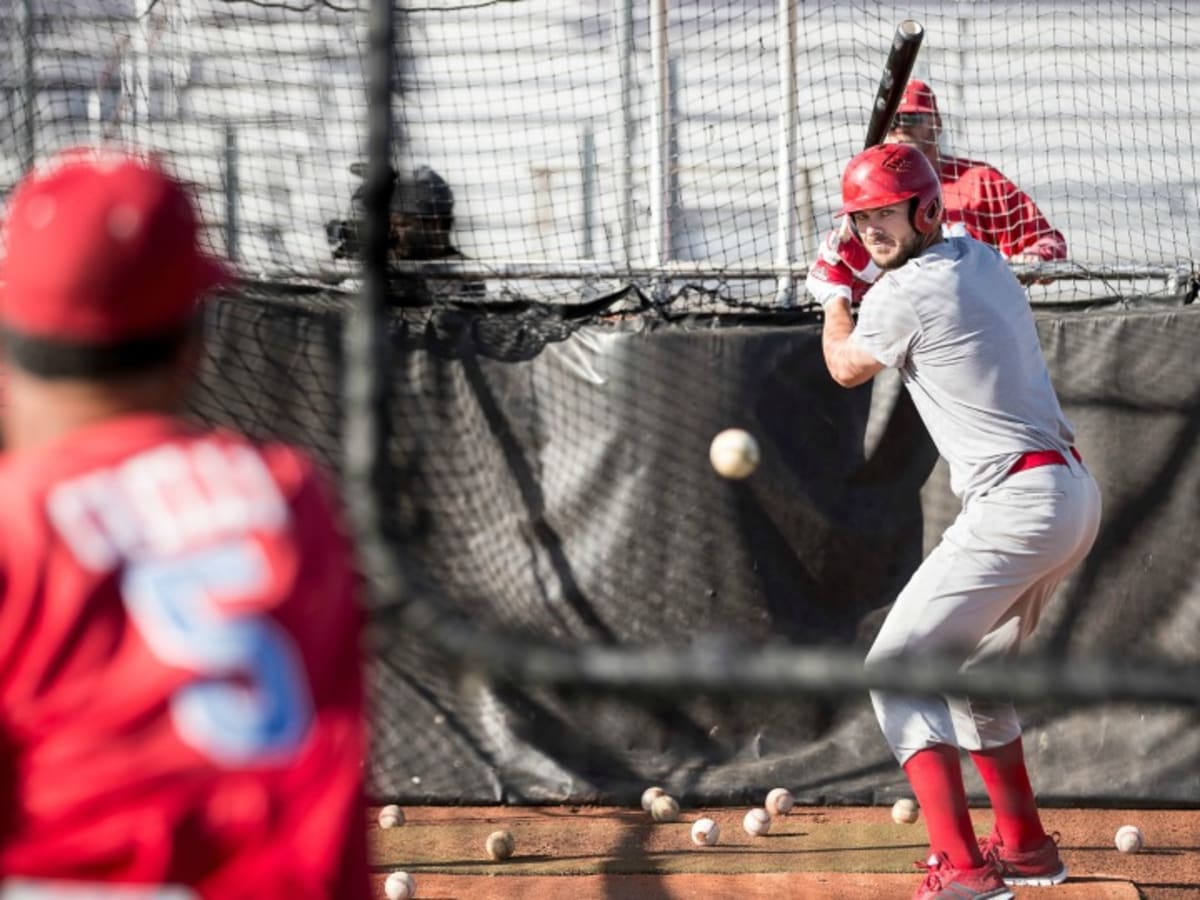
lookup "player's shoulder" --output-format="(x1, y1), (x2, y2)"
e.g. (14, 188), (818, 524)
(941, 154), (1006, 182)
(202, 427), (327, 496)
(921, 236), (1006, 271)
(0, 452), (20, 488)
(0, 453), (37, 544)
(865, 263), (921, 311)
(882, 238), (994, 291)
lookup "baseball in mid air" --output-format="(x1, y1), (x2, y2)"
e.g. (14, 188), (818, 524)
(709, 428), (760, 479)
(765, 787), (795, 817)
(891, 798), (919, 825)
(743, 807), (771, 836)
(690, 816), (721, 846)
(383, 871), (416, 900)
(1115, 824), (1144, 853)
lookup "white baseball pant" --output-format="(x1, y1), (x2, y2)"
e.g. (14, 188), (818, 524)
(865, 456), (1102, 764)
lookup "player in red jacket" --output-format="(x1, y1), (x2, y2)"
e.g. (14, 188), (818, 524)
(808, 79), (1066, 307)
(887, 79), (1066, 263)
(0, 148), (370, 899)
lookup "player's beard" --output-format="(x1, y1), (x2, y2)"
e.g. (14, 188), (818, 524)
(867, 229), (926, 271)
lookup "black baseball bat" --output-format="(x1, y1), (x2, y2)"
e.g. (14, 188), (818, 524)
(863, 20), (925, 149)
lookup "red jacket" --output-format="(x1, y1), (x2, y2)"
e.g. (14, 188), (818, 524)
(939, 154), (1067, 260)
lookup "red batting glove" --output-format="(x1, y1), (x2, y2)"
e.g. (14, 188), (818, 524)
(805, 223), (881, 308)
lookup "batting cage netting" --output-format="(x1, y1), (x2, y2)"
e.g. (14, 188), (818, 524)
(3, 1), (1199, 807)
(3, 1), (1197, 303)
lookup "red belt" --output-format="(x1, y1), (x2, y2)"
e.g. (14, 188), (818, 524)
(1008, 446), (1082, 476)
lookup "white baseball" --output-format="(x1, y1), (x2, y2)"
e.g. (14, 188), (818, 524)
(690, 816), (720, 846)
(891, 798), (919, 825)
(709, 428), (760, 479)
(765, 787), (795, 817)
(650, 794), (681, 823)
(641, 786), (666, 812)
(1115, 824), (1144, 853)
(743, 807), (771, 836)
(383, 870), (416, 900)
(378, 804), (405, 829)
(486, 829), (516, 860)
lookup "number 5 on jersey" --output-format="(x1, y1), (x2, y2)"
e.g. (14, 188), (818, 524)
(123, 541), (314, 765)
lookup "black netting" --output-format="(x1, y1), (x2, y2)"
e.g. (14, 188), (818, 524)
(192, 288), (1200, 805)
(4, 2), (1197, 305)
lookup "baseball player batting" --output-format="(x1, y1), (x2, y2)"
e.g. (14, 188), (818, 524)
(0, 149), (369, 899)
(807, 79), (1068, 309)
(811, 143), (1101, 900)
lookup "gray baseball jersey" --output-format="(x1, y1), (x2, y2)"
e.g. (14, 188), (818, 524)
(850, 237), (1076, 506)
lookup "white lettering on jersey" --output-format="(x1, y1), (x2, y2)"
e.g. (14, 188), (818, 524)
(47, 441), (289, 572)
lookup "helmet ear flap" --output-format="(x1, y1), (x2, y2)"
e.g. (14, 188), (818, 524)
(917, 195), (943, 234)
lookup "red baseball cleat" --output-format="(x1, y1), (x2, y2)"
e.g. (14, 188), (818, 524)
(912, 852), (1014, 900)
(978, 829), (1069, 886)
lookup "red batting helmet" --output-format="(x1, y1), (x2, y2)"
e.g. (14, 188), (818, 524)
(836, 143), (943, 235)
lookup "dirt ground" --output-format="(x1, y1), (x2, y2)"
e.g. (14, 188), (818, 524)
(368, 804), (1200, 899)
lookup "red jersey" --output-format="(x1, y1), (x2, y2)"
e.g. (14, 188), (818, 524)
(0, 414), (369, 900)
(939, 154), (1068, 261)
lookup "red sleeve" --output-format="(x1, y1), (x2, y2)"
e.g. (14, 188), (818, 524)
(970, 165), (1067, 260)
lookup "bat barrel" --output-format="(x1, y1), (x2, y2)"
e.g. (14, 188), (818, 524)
(863, 19), (926, 149)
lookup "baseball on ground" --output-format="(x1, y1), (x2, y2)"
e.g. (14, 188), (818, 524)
(1115, 824), (1144, 853)
(383, 871), (416, 900)
(641, 786), (666, 811)
(485, 829), (515, 860)
(377, 804), (405, 829)
(690, 816), (721, 846)
(650, 794), (681, 823)
(743, 807), (771, 836)
(891, 798), (919, 825)
(765, 787), (795, 817)
(709, 428), (760, 479)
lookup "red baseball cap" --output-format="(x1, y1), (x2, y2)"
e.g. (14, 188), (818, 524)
(0, 147), (234, 343)
(896, 79), (939, 117)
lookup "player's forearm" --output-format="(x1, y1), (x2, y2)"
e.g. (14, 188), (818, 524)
(821, 298), (861, 387)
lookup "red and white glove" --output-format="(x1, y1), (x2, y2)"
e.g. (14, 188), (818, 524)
(805, 221), (882, 308)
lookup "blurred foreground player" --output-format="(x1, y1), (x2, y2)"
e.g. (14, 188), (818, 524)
(0, 148), (369, 899)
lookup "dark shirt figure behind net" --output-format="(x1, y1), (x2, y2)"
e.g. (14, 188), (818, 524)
(326, 163), (486, 305)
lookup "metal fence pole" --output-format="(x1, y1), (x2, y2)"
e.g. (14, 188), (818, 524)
(17, 0), (37, 171)
(581, 126), (597, 259)
(127, 0), (154, 146)
(223, 124), (239, 262)
(343, 0), (401, 612)
(616, 0), (635, 269)
(650, 0), (671, 299)
(773, 0), (799, 306)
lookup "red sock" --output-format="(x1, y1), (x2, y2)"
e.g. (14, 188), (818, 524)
(969, 737), (1047, 851)
(903, 744), (983, 870)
